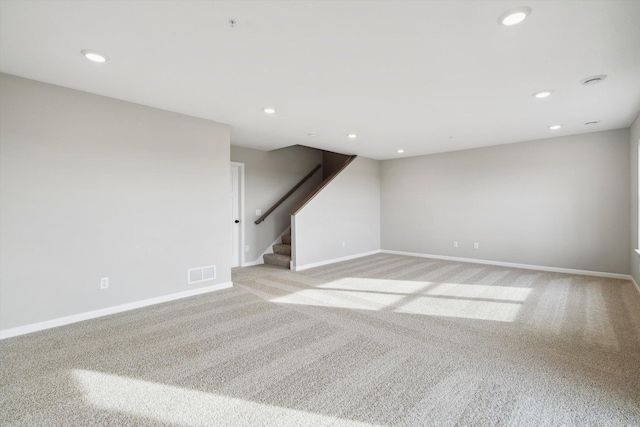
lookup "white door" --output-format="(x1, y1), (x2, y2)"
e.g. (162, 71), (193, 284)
(231, 164), (241, 267)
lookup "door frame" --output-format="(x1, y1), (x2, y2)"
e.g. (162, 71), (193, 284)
(231, 162), (246, 267)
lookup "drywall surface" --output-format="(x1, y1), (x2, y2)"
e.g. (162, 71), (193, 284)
(230, 145), (322, 263)
(0, 74), (231, 330)
(293, 157), (380, 268)
(381, 129), (630, 274)
(631, 113), (640, 285)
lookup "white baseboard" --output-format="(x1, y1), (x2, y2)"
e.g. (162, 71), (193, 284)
(381, 250), (632, 281)
(0, 282), (233, 340)
(293, 250), (382, 272)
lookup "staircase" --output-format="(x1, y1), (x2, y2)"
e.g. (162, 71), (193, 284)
(263, 234), (291, 269)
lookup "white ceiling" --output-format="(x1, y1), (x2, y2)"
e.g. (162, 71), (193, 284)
(1, 0), (639, 160)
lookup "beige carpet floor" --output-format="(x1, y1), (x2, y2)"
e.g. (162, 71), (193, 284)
(1, 253), (640, 426)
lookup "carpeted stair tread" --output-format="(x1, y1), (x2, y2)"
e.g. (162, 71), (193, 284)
(263, 253), (291, 268)
(282, 234), (291, 245)
(273, 244), (292, 256)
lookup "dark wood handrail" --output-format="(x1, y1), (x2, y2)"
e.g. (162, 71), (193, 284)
(255, 164), (322, 224)
(291, 155), (357, 215)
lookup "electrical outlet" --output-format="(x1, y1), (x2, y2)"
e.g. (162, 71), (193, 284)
(342, 241), (346, 248)
(474, 242), (479, 249)
(100, 277), (109, 289)
(256, 209), (261, 216)
(453, 241), (458, 248)
(245, 245), (250, 252)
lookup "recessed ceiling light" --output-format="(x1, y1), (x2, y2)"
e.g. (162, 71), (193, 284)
(81, 49), (109, 63)
(584, 120), (600, 125)
(397, 149), (405, 153)
(534, 91), (552, 98)
(549, 125), (562, 130)
(498, 6), (531, 26)
(580, 75), (607, 86)
(347, 134), (357, 139)
(263, 107), (276, 114)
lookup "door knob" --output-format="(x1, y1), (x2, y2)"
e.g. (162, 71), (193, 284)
(234, 220), (240, 223)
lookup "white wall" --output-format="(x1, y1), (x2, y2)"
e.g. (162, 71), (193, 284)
(631, 113), (640, 285)
(230, 145), (323, 263)
(0, 74), (232, 330)
(292, 157), (380, 269)
(381, 129), (631, 274)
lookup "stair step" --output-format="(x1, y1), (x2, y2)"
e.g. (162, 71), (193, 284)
(273, 244), (291, 256)
(282, 234), (291, 245)
(263, 253), (291, 269)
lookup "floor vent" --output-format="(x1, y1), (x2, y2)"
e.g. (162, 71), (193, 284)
(188, 265), (216, 284)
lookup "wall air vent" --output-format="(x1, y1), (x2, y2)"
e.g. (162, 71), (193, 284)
(580, 75), (607, 86)
(188, 265), (216, 285)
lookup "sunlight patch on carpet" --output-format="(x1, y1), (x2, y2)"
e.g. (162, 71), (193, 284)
(270, 278), (530, 322)
(72, 369), (380, 427)
(319, 278), (531, 301)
